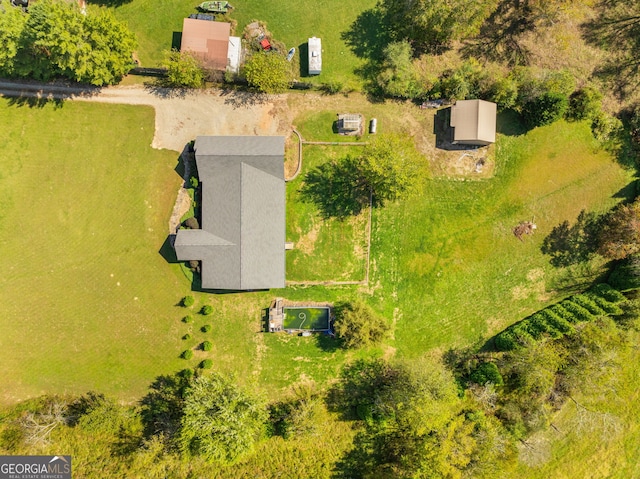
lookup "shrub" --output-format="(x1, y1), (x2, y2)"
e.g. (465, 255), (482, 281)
(549, 304), (578, 323)
(572, 295), (607, 316)
(183, 333), (192, 340)
(589, 295), (624, 315)
(320, 80), (344, 94)
(183, 315), (194, 323)
(181, 350), (193, 360)
(161, 49), (205, 88)
(522, 92), (569, 127)
(469, 362), (504, 387)
(189, 176), (199, 189)
(201, 341), (212, 351)
(180, 368), (195, 380)
(201, 324), (211, 333)
(182, 295), (195, 307)
(567, 87), (602, 121)
(591, 283), (626, 303)
(199, 359), (213, 369)
(495, 329), (518, 351)
(540, 309), (574, 335)
(527, 313), (553, 339)
(184, 217), (199, 229)
(591, 112), (623, 144)
(562, 300), (594, 322)
(511, 322), (535, 345)
(485, 75), (518, 110)
(333, 301), (390, 349)
(201, 305), (213, 316)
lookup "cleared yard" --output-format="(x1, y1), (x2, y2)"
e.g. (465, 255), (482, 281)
(0, 99), (188, 403)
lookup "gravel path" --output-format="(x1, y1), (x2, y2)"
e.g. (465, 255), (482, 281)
(0, 80), (293, 152)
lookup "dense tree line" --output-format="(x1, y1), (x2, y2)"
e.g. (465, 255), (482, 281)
(0, 0), (136, 86)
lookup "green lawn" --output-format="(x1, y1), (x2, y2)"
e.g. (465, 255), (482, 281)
(0, 99), (187, 403)
(369, 120), (634, 354)
(108, 0), (375, 86)
(286, 145), (368, 282)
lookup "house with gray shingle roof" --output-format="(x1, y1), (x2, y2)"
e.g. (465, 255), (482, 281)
(174, 136), (286, 290)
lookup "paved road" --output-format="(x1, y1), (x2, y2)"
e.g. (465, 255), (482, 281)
(0, 80), (292, 151)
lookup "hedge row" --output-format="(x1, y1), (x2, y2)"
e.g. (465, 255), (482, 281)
(495, 284), (625, 351)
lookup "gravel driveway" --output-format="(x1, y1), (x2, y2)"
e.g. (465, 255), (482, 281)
(0, 81), (293, 152)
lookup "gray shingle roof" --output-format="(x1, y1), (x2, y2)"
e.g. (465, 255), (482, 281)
(174, 136), (285, 290)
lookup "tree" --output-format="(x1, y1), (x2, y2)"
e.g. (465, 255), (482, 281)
(541, 210), (600, 267)
(161, 50), (205, 88)
(598, 199), (640, 260)
(12, 0), (135, 85)
(0, 0), (27, 76)
(332, 357), (516, 478)
(302, 133), (424, 219)
(358, 133), (425, 206)
(333, 301), (390, 349)
(177, 373), (267, 463)
(377, 0), (499, 54)
(243, 51), (291, 93)
(375, 41), (423, 99)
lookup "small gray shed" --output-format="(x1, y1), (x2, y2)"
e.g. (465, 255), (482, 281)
(450, 99), (497, 146)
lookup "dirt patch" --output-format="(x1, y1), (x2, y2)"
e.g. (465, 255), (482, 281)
(295, 221), (320, 255)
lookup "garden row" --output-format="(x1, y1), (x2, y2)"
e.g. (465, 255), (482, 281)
(494, 283), (626, 351)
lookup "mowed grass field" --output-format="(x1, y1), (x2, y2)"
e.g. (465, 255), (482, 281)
(106, 0), (375, 85)
(286, 145), (368, 282)
(0, 99), (188, 403)
(368, 120), (634, 354)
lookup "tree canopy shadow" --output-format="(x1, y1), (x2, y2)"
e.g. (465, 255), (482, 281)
(340, 8), (390, 63)
(460, 1), (535, 66)
(139, 372), (191, 440)
(6, 94), (65, 109)
(497, 109), (527, 136)
(219, 88), (269, 108)
(581, 0), (640, 99)
(541, 210), (600, 267)
(301, 158), (370, 220)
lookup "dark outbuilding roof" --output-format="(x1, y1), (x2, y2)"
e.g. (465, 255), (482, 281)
(175, 136), (286, 290)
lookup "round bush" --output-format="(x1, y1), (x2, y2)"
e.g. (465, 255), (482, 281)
(179, 368), (194, 380)
(183, 333), (192, 340)
(183, 315), (194, 323)
(522, 92), (569, 128)
(184, 217), (199, 229)
(182, 295), (195, 307)
(202, 341), (212, 351)
(201, 305), (214, 316)
(201, 324), (212, 333)
(199, 359), (213, 369)
(469, 362), (504, 387)
(181, 350), (193, 360)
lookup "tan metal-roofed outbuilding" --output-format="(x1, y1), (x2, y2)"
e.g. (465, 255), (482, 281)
(181, 18), (230, 71)
(450, 99), (497, 146)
